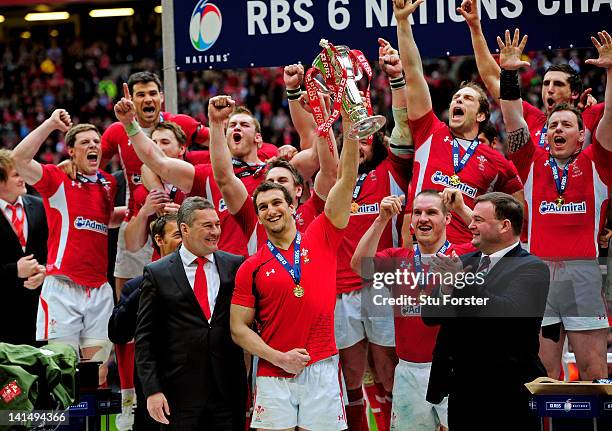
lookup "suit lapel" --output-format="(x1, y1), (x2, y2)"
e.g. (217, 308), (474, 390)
(168, 250), (209, 324)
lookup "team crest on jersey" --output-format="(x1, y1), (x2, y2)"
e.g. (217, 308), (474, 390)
(301, 248), (310, 264)
(74, 216), (109, 234)
(295, 212), (304, 227)
(49, 319), (57, 335)
(571, 164), (583, 178)
(477, 155), (487, 172)
(131, 173), (142, 185)
(431, 171), (477, 198)
(350, 202), (380, 216)
(539, 200), (587, 214)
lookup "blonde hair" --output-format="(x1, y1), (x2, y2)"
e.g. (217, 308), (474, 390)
(0, 149), (15, 183)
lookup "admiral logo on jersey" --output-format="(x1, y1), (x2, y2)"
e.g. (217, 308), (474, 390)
(350, 202), (380, 216)
(430, 171), (478, 198)
(74, 216), (108, 235)
(539, 201), (587, 215)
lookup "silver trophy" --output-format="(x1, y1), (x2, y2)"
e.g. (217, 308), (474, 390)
(309, 39), (386, 139)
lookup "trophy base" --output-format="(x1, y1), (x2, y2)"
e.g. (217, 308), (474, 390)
(347, 115), (387, 140)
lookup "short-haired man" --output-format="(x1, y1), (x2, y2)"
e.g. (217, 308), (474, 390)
(136, 197), (247, 429)
(0, 148), (47, 345)
(457, 0), (604, 147)
(393, 1), (524, 245)
(478, 121), (505, 156)
(230, 108), (361, 430)
(101, 71), (209, 300)
(109, 214), (182, 431)
(12, 110), (124, 381)
(351, 190), (474, 431)
(497, 29), (612, 380)
(424, 192), (549, 430)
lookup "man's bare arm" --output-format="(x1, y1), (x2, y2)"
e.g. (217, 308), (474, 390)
(586, 31), (612, 151)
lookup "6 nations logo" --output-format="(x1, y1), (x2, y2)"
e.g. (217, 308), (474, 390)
(190, 0), (222, 52)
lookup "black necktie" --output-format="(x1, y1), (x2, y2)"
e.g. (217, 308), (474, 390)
(477, 255), (491, 274)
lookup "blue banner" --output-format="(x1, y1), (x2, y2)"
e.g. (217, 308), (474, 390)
(174, 0), (612, 71)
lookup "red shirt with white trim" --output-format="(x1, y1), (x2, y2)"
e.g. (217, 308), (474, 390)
(233, 192), (326, 255)
(509, 134), (612, 259)
(101, 112), (208, 220)
(33, 164), (117, 288)
(190, 163), (266, 256)
(375, 242), (475, 362)
(336, 153), (412, 294)
(409, 110), (523, 244)
(232, 214), (345, 377)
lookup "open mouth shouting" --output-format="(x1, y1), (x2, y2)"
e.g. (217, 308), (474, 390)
(86, 151), (99, 166)
(451, 106), (465, 121)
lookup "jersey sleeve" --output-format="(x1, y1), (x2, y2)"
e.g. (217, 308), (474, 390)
(232, 198), (258, 238)
(508, 137), (537, 183)
(165, 113), (209, 146)
(184, 150), (210, 165)
(32, 164), (65, 197)
(189, 164), (213, 197)
(522, 100), (547, 135)
(586, 135), (612, 186)
(492, 155), (523, 195)
(407, 110), (445, 151)
(305, 212), (345, 250)
(258, 143), (279, 160)
(583, 103), (604, 136)
(101, 123), (122, 165)
(232, 258), (258, 308)
(130, 185), (149, 218)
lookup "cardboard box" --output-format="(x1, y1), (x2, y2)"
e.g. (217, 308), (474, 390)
(526, 377), (612, 396)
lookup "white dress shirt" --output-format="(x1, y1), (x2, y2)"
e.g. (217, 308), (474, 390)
(481, 241), (521, 272)
(0, 196), (28, 248)
(179, 244), (220, 321)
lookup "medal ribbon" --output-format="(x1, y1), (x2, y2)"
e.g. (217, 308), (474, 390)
(452, 138), (479, 175)
(266, 232), (302, 286)
(232, 158), (266, 178)
(413, 240), (451, 290)
(76, 171), (112, 202)
(548, 155), (574, 198)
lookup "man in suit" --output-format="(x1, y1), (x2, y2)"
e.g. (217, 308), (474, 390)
(0, 149), (47, 345)
(424, 192), (550, 430)
(135, 197), (247, 430)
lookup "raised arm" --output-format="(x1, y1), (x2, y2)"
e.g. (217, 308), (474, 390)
(497, 29), (532, 153)
(114, 84), (196, 193)
(208, 96), (249, 214)
(586, 31), (612, 151)
(457, 0), (501, 100)
(124, 189), (169, 252)
(324, 114), (360, 229)
(393, 0), (431, 120)
(12, 110), (72, 184)
(285, 64), (317, 150)
(379, 37), (414, 158)
(351, 195), (404, 277)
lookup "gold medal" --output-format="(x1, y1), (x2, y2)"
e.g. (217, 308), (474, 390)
(350, 201), (360, 214)
(449, 174), (461, 186)
(555, 196), (565, 207)
(293, 284), (304, 298)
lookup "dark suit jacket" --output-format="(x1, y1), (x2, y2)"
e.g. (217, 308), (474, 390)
(135, 248), (247, 428)
(423, 244), (549, 429)
(108, 275), (143, 345)
(0, 195), (47, 345)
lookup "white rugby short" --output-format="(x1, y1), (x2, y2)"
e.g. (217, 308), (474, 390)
(36, 275), (114, 342)
(113, 220), (153, 279)
(334, 286), (395, 350)
(541, 260), (609, 331)
(251, 355), (347, 431)
(390, 360), (448, 431)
